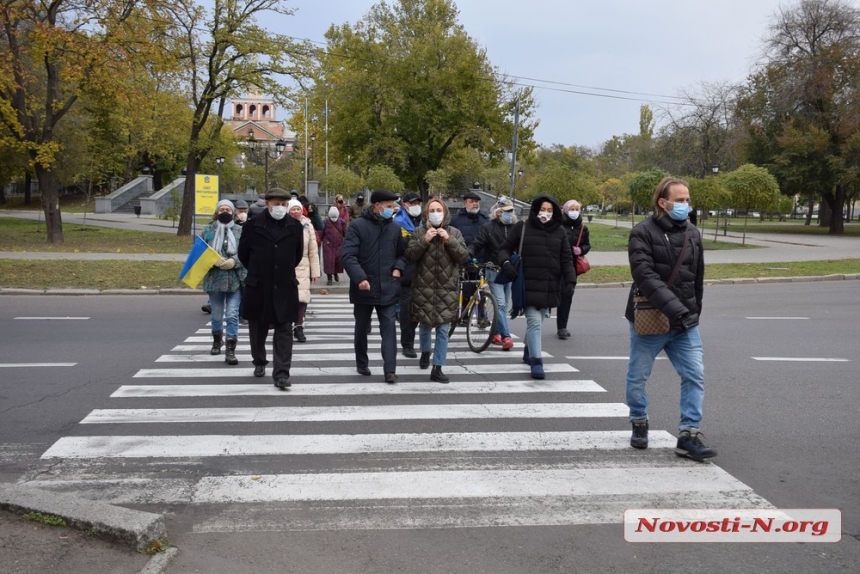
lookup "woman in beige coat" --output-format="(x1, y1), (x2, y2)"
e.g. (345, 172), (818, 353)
(288, 199), (320, 342)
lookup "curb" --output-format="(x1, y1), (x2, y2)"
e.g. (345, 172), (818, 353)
(0, 274), (857, 296)
(0, 483), (166, 552)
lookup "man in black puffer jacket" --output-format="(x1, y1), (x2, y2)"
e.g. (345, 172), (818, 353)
(624, 176), (716, 463)
(498, 194), (576, 379)
(450, 190), (490, 321)
(342, 190), (407, 384)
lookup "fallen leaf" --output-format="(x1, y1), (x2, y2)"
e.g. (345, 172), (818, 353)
(251, 476), (262, 480)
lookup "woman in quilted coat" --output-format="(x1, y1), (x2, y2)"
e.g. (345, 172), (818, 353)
(288, 199), (320, 343)
(405, 199), (469, 383)
(321, 205), (347, 285)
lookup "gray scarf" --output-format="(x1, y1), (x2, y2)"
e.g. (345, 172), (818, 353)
(210, 220), (237, 257)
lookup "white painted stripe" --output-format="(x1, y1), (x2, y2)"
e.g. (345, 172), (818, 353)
(172, 341), (508, 352)
(133, 363), (577, 378)
(191, 466), (751, 504)
(0, 363), (77, 368)
(194, 327), (517, 337)
(184, 334), (519, 343)
(81, 403), (627, 424)
(154, 351), (551, 363)
(41, 431), (676, 459)
(14, 317), (90, 320)
(745, 317), (810, 320)
(566, 356), (667, 361)
(111, 380), (607, 398)
(751, 357), (849, 362)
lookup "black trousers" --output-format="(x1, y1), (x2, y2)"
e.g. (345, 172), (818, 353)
(249, 320), (293, 380)
(399, 287), (417, 350)
(556, 280), (576, 330)
(354, 303), (397, 373)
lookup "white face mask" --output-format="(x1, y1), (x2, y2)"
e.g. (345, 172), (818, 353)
(269, 205), (288, 220)
(407, 205), (422, 217)
(237, 212), (248, 222)
(568, 210), (580, 220)
(537, 210), (552, 223)
(428, 212), (444, 227)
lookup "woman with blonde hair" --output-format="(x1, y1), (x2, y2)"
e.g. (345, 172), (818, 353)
(288, 199), (320, 343)
(406, 199), (469, 382)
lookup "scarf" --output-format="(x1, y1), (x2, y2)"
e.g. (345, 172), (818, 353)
(210, 220), (237, 257)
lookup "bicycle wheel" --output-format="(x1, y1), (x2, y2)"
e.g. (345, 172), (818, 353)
(466, 292), (498, 353)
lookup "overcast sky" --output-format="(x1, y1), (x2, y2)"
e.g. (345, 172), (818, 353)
(273, 0), (799, 149)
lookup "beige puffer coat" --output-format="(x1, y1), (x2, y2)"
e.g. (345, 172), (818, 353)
(296, 215), (320, 303)
(405, 203), (469, 326)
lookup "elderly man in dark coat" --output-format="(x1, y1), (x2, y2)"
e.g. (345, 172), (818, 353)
(342, 189), (407, 383)
(238, 187), (304, 390)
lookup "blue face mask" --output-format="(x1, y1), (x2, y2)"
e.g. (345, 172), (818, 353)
(380, 207), (394, 220)
(500, 211), (514, 224)
(667, 202), (690, 221)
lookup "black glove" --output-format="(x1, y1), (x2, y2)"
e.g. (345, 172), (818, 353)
(502, 260), (518, 281)
(676, 312), (699, 330)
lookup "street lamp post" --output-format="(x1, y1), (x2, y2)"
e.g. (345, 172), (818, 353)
(247, 135), (287, 192)
(712, 163), (728, 237)
(215, 156), (225, 199)
(309, 134), (316, 181)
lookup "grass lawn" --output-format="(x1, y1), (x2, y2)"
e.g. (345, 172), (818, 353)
(1, 258), (857, 291)
(0, 217), (194, 253)
(587, 222), (757, 252)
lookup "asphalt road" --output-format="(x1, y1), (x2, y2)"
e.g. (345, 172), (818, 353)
(1, 282), (858, 573)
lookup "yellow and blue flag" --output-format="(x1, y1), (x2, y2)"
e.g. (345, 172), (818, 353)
(178, 236), (222, 289)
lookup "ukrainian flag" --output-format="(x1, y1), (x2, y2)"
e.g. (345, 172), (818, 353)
(178, 236), (222, 289)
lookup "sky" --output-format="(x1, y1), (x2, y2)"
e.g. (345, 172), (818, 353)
(270, 0), (804, 149)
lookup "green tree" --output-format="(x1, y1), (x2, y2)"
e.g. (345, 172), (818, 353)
(688, 175), (731, 242)
(532, 162), (598, 206)
(425, 168), (450, 196)
(365, 165), (405, 192)
(320, 165), (362, 196)
(0, 0), (172, 243)
(627, 169), (668, 217)
(170, 0), (306, 236)
(722, 164), (781, 244)
(313, 0), (536, 198)
(737, 0), (860, 234)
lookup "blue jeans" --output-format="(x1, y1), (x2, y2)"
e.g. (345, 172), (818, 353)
(523, 306), (545, 358)
(208, 290), (242, 337)
(625, 322), (705, 432)
(419, 322), (451, 367)
(486, 269), (511, 338)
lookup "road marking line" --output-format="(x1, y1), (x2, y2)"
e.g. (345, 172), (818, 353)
(110, 380), (607, 398)
(0, 363), (77, 368)
(41, 430), (676, 458)
(133, 363), (577, 378)
(751, 357), (849, 362)
(566, 356), (667, 360)
(81, 403), (628, 424)
(14, 317), (90, 320)
(154, 351), (552, 362)
(189, 466), (752, 504)
(745, 317), (810, 320)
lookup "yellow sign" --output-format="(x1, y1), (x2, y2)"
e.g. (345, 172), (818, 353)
(195, 174), (219, 215)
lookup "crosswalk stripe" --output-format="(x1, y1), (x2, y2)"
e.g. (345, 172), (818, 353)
(191, 465), (752, 504)
(133, 363), (577, 378)
(194, 327), (516, 336)
(110, 380), (607, 398)
(154, 351), (551, 362)
(41, 431), (677, 459)
(172, 342), (511, 352)
(81, 403), (628, 424)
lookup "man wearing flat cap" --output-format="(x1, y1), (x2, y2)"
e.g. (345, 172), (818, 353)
(450, 188), (490, 320)
(342, 189), (407, 383)
(238, 187), (304, 390)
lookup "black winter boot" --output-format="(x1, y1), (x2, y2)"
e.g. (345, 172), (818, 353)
(419, 352), (431, 370)
(294, 325), (307, 343)
(210, 332), (223, 355)
(224, 336), (239, 365)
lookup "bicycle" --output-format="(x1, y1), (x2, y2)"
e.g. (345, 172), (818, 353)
(448, 262), (499, 353)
